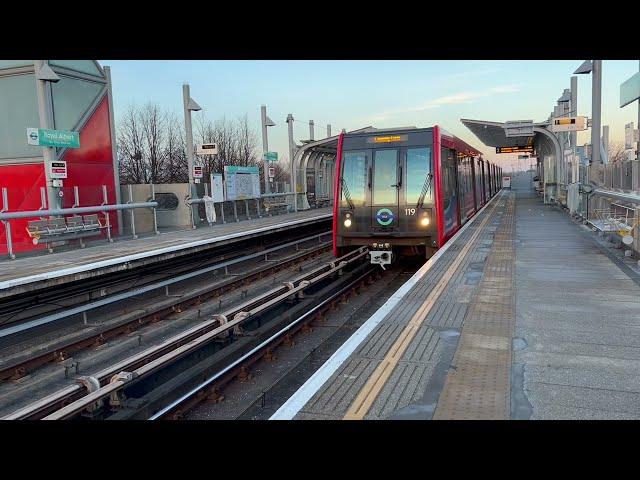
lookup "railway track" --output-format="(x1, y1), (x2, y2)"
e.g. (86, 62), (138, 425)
(0, 232), (332, 383)
(151, 267), (379, 420)
(3, 246), (370, 420)
(0, 221), (331, 331)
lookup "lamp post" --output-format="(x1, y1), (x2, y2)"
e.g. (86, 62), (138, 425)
(574, 60), (602, 165)
(286, 114), (297, 211)
(182, 83), (202, 186)
(261, 105), (276, 195)
(34, 60), (60, 212)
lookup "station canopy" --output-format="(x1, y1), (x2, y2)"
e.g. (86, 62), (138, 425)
(461, 118), (559, 161)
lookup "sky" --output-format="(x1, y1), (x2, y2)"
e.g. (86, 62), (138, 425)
(101, 60), (640, 173)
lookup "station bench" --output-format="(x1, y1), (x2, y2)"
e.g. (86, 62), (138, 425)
(306, 193), (330, 209)
(26, 214), (106, 247)
(263, 200), (289, 216)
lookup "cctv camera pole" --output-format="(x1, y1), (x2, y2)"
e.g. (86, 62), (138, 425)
(183, 84), (196, 185)
(286, 114), (297, 211)
(34, 60), (59, 212)
(261, 105), (270, 195)
(591, 60), (602, 165)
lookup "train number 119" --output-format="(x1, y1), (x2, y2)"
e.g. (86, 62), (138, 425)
(405, 208), (416, 215)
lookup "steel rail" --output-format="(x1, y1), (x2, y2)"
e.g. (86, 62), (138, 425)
(149, 267), (376, 420)
(4, 247), (367, 420)
(0, 231), (332, 339)
(40, 248), (367, 420)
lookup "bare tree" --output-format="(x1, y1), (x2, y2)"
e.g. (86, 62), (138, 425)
(608, 141), (628, 163)
(139, 102), (166, 183)
(117, 105), (146, 184)
(118, 105), (262, 186)
(164, 112), (188, 183)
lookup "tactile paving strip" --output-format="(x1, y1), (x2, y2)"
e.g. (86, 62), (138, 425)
(433, 193), (516, 419)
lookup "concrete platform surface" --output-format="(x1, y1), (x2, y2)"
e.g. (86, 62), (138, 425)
(272, 171), (640, 420)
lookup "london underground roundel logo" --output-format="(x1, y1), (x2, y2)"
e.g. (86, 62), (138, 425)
(376, 208), (394, 226)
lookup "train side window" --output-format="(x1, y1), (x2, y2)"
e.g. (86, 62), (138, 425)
(405, 147), (432, 204)
(341, 150), (368, 206)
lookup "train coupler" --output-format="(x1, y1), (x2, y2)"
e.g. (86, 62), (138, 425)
(369, 250), (392, 270)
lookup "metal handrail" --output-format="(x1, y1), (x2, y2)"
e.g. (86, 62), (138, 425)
(0, 202), (158, 221)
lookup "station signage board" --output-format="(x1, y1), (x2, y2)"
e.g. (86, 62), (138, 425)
(504, 120), (534, 138)
(625, 122), (639, 149)
(620, 71), (640, 108)
(27, 128), (80, 148)
(268, 167), (275, 178)
(517, 155), (530, 160)
(196, 143), (218, 155)
(193, 166), (203, 179)
(264, 151), (278, 162)
(495, 146), (534, 154)
(549, 116), (588, 132)
(49, 161), (67, 179)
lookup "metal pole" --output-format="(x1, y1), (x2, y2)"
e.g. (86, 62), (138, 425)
(286, 114), (297, 211)
(327, 124), (331, 138)
(637, 61), (640, 160)
(151, 183), (159, 235)
(570, 76), (578, 183)
(309, 120), (314, 141)
(102, 185), (112, 242)
(34, 60), (57, 212)
(261, 105), (270, 195)
(183, 84), (195, 185)
(1, 188), (14, 260)
(592, 60), (602, 164)
(128, 184), (137, 239)
(103, 66), (123, 233)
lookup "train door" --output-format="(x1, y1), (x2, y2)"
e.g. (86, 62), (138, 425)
(399, 146), (433, 232)
(370, 148), (400, 232)
(441, 147), (460, 240)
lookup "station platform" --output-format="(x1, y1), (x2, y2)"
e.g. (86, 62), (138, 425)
(272, 173), (640, 420)
(0, 209), (332, 298)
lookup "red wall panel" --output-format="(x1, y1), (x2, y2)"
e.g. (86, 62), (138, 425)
(0, 163), (46, 254)
(1, 93), (118, 256)
(61, 95), (118, 235)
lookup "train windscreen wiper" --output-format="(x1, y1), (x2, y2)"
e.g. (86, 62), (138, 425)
(416, 173), (433, 209)
(340, 177), (355, 210)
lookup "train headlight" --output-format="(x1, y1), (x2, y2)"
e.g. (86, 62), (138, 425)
(373, 243), (378, 248)
(384, 243), (390, 249)
(421, 217), (430, 226)
(344, 218), (352, 228)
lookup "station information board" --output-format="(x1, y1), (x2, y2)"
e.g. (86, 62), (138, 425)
(49, 161), (67, 179)
(210, 173), (224, 203)
(224, 165), (260, 200)
(495, 146), (534, 154)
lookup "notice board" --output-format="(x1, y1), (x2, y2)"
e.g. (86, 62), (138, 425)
(223, 165), (260, 200)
